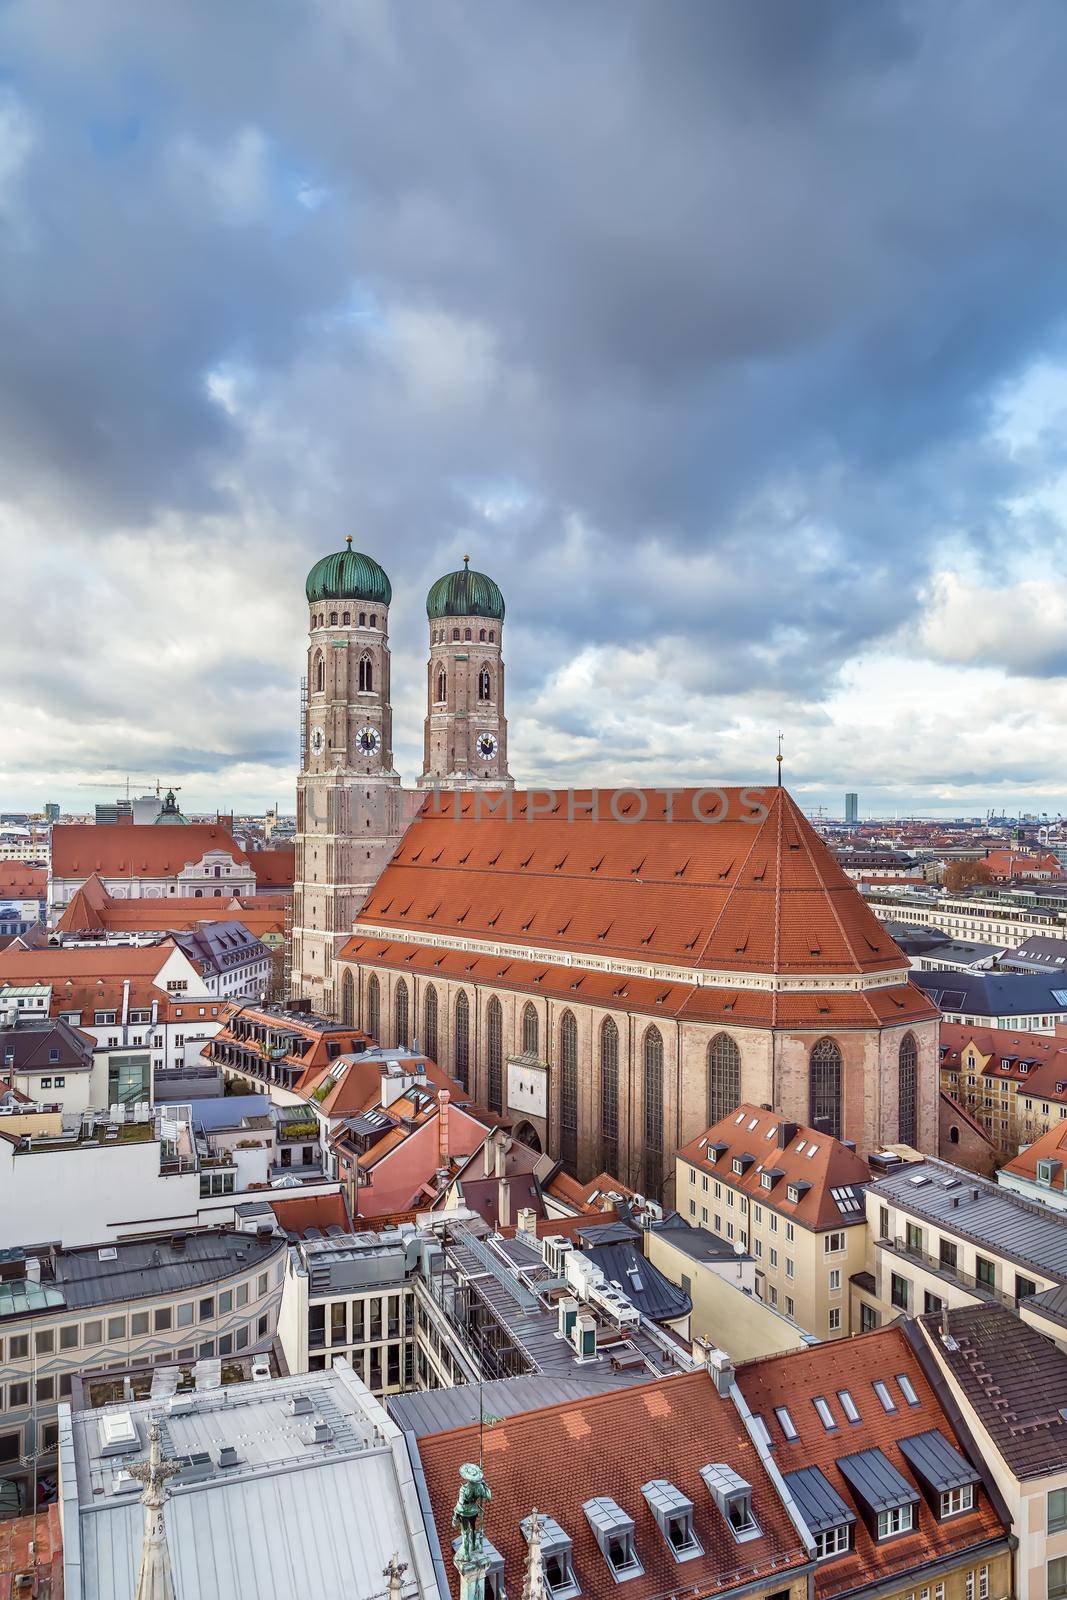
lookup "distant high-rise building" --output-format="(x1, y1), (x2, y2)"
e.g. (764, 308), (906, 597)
(845, 792), (859, 826)
(43, 803), (59, 822)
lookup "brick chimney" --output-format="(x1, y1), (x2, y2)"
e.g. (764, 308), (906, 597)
(438, 1090), (451, 1167)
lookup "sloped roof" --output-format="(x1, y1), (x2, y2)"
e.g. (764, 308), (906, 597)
(249, 847), (295, 890)
(51, 822), (251, 878)
(1000, 1116), (1067, 1183)
(268, 1189), (352, 1237)
(678, 1103), (870, 1230)
(0, 862), (47, 899)
(351, 787), (907, 980)
(56, 876), (285, 938)
(940, 1022), (1067, 1104)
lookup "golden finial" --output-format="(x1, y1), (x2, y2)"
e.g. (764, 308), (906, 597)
(345, 535), (353, 549)
(463, 553), (470, 567)
(776, 731), (784, 787)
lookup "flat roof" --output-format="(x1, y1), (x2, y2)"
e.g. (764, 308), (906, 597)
(52, 1231), (283, 1312)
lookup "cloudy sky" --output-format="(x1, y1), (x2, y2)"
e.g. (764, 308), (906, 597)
(4, 1), (1067, 819)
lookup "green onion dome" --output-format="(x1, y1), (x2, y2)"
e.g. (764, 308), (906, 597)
(306, 536), (392, 605)
(426, 555), (505, 621)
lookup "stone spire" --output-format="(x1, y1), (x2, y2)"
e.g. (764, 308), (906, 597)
(522, 1509), (548, 1600)
(452, 1461), (491, 1600)
(128, 1418), (181, 1600)
(384, 1553), (408, 1600)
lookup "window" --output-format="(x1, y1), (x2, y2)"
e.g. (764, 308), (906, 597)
(478, 665), (491, 701)
(975, 1255), (996, 1289)
(454, 990), (469, 1090)
(393, 977), (409, 1049)
(219, 1290), (233, 1313)
(786, 1296), (795, 1317)
(813, 1396), (837, 1431)
(59, 1324), (79, 1349)
(906, 1221), (924, 1254)
(899, 1033), (918, 1145)
(891, 1274), (910, 1312)
(824, 1232), (845, 1253)
(897, 1373), (920, 1407)
(925, 1291), (944, 1315)
(1049, 1488), (1067, 1535)
(707, 1034), (741, 1125)
(814, 1526), (850, 1559)
(8, 1383), (28, 1408)
(978, 1567), (989, 1600)
(879, 1205), (890, 1240)
(726, 1493), (759, 1538)
(559, 1010), (578, 1169)
(154, 1307), (172, 1332)
(1016, 1274), (1038, 1302)
(34, 1329), (54, 1355)
(877, 1505), (913, 1538)
(487, 996), (505, 1115)
(940, 1238), (958, 1272)
(837, 1389), (860, 1423)
(941, 1486), (974, 1516)
(314, 652), (325, 693)
(829, 1268), (842, 1292)
(809, 1037), (842, 1138)
(130, 1311), (150, 1335)
(358, 654), (373, 692)
(600, 1017), (619, 1176)
(644, 1026), (664, 1197)
(367, 974), (381, 1041)
(775, 1406), (798, 1440)
(829, 1307), (842, 1331)
(177, 1303), (193, 1328)
(873, 1380), (898, 1413)
(81, 1323), (100, 1347)
(1049, 1560), (1067, 1600)
(199, 1297), (214, 1321)
(522, 1001), (539, 1056)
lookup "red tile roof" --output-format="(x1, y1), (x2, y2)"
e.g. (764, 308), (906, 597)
(268, 1189), (351, 1236)
(416, 1369), (811, 1600)
(999, 1117), (1067, 1182)
(51, 822), (251, 878)
(0, 1502), (62, 1597)
(0, 862), (47, 899)
(940, 1022), (1067, 1104)
(55, 874), (285, 937)
(348, 787), (908, 980)
(738, 1326), (1007, 1600)
(678, 1103), (871, 1229)
(249, 847), (295, 889)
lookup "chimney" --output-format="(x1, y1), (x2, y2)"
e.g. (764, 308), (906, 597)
(438, 1090), (451, 1167)
(517, 1206), (538, 1237)
(706, 1346), (734, 1396)
(25, 1256), (41, 1285)
(494, 1133), (505, 1180)
(498, 1175), (511, 1230)
(776, 1120), (798, 1149)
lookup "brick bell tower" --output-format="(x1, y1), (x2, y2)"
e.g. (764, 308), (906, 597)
(292, 536), (404, 1015)
(419, 555), (513, 790)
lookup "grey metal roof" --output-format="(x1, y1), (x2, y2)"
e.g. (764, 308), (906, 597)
(580, 1240), (692, 1323)
(897, 1430), (979, 1494)
(650, 1223), (739, 1264)
(912, 969), (1067, 1015)
(53, 1230), (284, 1311)
(189, 1095), (270, 1132)
(870, 1158), (1067, 1280)
(837, 1449), (920, 1514)
(782, 1466), (856, 1535)
(389, 1370), (657, 1438)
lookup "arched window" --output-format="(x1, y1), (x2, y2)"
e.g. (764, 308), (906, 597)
(464, 628), (471, 641)
(644, 1026), (664, 1197)
(314, 652), (325, 694)
(394, 978), (409, 1048)
(948, 1124), (960, 1145)
(707, 1034), (741, 1127)
(488, 630), (495, 643)
(342, 611), (350, 625)
(560, 1011), (578, 1172)
(359, 612), (366, 626)
(487, 996), (503, 1112)
(809, 1037), (843, 1139)
(330, 611), (337, 626)
(521, 1002), (539, 1056)
(359, 655), (373, 693)
(479, 628), (486, 642)
(424, 984), (439, 1063)
(436, 669), (446, 703)
(340, 969), (355, 1028)
(369, 614), (377, 628)
(454, 992), (470, 1090)
(899, 1032), (918, 1147)
(600, 1018), (619, 1177)
(478, 666), (491, 702)
(452, 628), (460, 641)
(367, 975), (381, 1042)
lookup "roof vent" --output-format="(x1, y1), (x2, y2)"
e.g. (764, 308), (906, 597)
(312, 1417), (332, 1444)
(289, 1394), (314, 1416)
(217, 1444), (240, 1468)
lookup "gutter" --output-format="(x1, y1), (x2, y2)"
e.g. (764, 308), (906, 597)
(404, 1430), (453, 1600)
(728, 1374), (817, 1572)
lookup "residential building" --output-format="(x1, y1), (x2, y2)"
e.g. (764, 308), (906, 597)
(171, 920), (273, 999)
(0, 1014), (97, 1114)
(857, 1154), (1067, 1344)
(645, 1219), (811, 1360)
(58, 1359), (440, 1600)
(999, 1121), (1067, 1212)
(939, 1023), (1067, 1154)
(914, 971), (1067, 1033)
(864, 886), (1064, 948)
(49, 822), (259, 919)
(916, 1305), (1067, 1600)
(738, 1325), (1013, 1600)
(675, 1104), (871, 1339)
(415, 1362), (816, 1600)
(0, 1226), (286, 1509)
(0, 862), (46, 937)
(337, 785), (940, 1200)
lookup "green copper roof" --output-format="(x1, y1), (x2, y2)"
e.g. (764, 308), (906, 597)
(306, 538), (392, 605)
(426, 556), (505, 621)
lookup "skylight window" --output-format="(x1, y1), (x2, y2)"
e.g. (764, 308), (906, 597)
(748, 1117), (759, 1130)
(896, 1374), (920, 1407)
(735, 1112), (746, 1124)
(837, 1390), (860, 1424)
(750, 1414), (773, 1449)
(873, 1381), (897, 1414)
(795, 1140), (806, 1153)
(813, 1396), (837, 1431)
(806, 1144), (819, 1159)
(775, 1406), (798, 1441)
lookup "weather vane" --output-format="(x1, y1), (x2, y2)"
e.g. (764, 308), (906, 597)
(776, 730), (784, 787)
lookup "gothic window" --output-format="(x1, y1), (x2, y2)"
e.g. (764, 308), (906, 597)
(424, 984), (439, 1063)
(359, 612), (366, 626)
(560, 1011), (579, 1172)
(342, 611), (350, 625)
(436, 668), (447, 703)
(341, 969), (355, 1028)
(809, 1037), (843, 1139)
(644, 1026), (664, 1197)
(488, 630), (495, 643)
(394, 979), (409, 1049)
(369, 614), (377, 627)
(454, 992), (470, 1090)
(600, 1017), (619, 1177)
(487, 996), (504, 1113)
(452, 628), (460, 641)
(330, 611), (337, 626)
(358, 655), (373, 693)
(899, 1032), (918, 1146)
(521, 1002), (539, 1056)
(478, 666), (491, 702)
(464, 628), (471, 640)
(707, 1033), (742, 1127)
(367, 975), (381, 1042)
(314, 652), (325, 694)
(479, 628), (486, 641)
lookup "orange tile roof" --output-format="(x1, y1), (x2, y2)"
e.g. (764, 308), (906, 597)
(51, 822), (251, 878)
(338, 939), (936, 1031)
(543, 1169), (593, 1211)
(1000, 1117), (1067, 1182)
(940, 1022), (1067, 1103)
(0, 862), (47, 899)
(350, 787), (907, 980)
(678, 1103), (871, 1228)
(416, 1369), (811, 1600)
(268, 1189), (351, 1236)
(56, 875), (285, 937)
(249, 847), (295, 889)
(738, 1326), (1008, 1600)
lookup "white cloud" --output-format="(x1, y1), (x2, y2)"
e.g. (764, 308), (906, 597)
(0, 87), (34, 224)
(166, 126), (271, 226)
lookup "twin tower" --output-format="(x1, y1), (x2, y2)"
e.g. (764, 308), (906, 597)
(291, 538), (512, 1014)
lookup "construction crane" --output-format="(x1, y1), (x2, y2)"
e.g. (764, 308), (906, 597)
(76, 776), (182, 799)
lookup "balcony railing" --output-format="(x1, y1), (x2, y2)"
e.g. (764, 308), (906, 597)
(879, 1236), (1019, 1310)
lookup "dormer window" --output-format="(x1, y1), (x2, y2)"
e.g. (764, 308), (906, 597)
(642, 1481), (702, 1562)
(877, 1505), (914, 1538)
(940, 1485), (974, 1516)
(787, 1184), (800, 1202)
(700, 1464), (760, 1542)
(523, 1514), (580, 1600)
(584, 1497), (642, 1581)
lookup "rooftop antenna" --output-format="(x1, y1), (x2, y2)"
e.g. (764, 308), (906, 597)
(775, 731), (784, 788)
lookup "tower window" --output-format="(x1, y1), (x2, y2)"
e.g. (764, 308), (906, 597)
(436, 669), (446, 703)
(330, 611), (337, 625)
(479, 628), (486, 641)
(359, 612), (366, 626)
(314, 653), (325, 693)
(489, 630), (495, 642)
(478, 666), (491, 702)
(342, 611), (350, 625)
(465, 627), (472, 640)
(369, 613), (377, 627)
(359, 655), (374, 693)
(452, 628), (460, 641)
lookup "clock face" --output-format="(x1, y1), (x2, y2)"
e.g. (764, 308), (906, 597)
(310, 726), (325, 755)
(476, 732), (498, 759)
(357, 725), (382, 755)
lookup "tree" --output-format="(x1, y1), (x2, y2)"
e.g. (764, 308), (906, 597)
(942, 859), (994, 892)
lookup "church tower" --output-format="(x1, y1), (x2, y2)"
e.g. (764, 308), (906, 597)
(292, 537), (404, 1015)
(420, 556), (513, 790)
